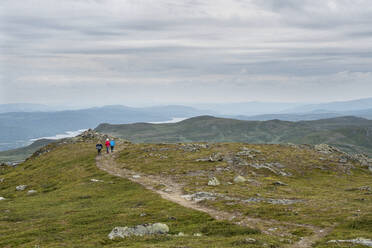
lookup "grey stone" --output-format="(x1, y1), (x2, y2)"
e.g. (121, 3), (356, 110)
(27, 190), (37, 195)
(108, 223), (169, 239)
(273, 181), (288, 186)
(209, 153), (224, 162)
(16, 185), (27, 191)
(0, 197), (5, 201)
(90, 178), (104, 182)
(0, 178), (4, 183)
(233, 175), (246, 183)
(208, 177), (220, 186)
(182, 192), (217, 203)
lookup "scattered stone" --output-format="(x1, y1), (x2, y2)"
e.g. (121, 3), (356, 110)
(233, 175), (246, 183)
(0, 197), (5, 201)
(208, 177), (220, 186)
(163, 188), (172, 193)
(328, 238), (372, 247)
(193, 233), (203, 237)
(315, 144), (341, 154)
(246, 163), (291, 176)
(242, 197), (302, 205)
(273, 181), (288, 186)
(140, 213), (147, 217)
(27, 190), (37, 195)
(108, 223), (169, 239)
(16, 185), (27, 191)
(358, 186), (371, 191)
(209, 153), (224, 162)
(245, 238), (257, 244)
(132, 175), (141, 179)
(90, 178), (104, 182)
(177, 232), (186, 236)
(182, 192), (217, 203)
(0, 178), (4, 183)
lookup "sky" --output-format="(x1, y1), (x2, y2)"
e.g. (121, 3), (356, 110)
(1, 0), (372, 107)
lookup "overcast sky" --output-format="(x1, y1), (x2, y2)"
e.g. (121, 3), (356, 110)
(1, 0), (372, 107)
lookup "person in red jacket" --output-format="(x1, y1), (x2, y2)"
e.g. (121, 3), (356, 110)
(105, 138), (110, 153)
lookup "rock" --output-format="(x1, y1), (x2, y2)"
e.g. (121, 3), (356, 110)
(369, 166), (372, 172)
(328, 238), (372, 247)
(182, 192), (217, 202)
(245, 238), (257, 244)
(314, 144), (341, 154)
(0, 178), (4, 183)
(208, 177), (220, 186)
(273, 181), (288, 186)
(140, 213), (147, 217)
(358, 186), (371, 191)
(233, 175), (246, 183)
(90, 178), (103, 182)
(193, 233), (203, 237)
(16, 185), (27, 191)
(0, 197), (5, 201)
(108, 223), (169, 239)
(177, 232), (186, 236)
(132, 175), (141, 179)
(209, 153), (224, 162)
(27, 190), (37, 195)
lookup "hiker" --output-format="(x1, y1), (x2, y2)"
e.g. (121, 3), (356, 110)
(96, 143), (103, 155)
(110, 139), (115, 152)
(105, 138), (110, 153)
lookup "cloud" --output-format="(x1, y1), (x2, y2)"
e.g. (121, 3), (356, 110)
(1, 0), (372, 105)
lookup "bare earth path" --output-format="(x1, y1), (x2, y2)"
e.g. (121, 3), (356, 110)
(96, 147), (331, 248)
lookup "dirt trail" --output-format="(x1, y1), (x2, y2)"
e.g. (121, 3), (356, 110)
(96, 147), (331, 248)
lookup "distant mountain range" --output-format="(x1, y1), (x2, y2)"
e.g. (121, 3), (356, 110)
(96, 115), (372, 156)
(3, 97), (372, 152)
(0, 105), (208, 151)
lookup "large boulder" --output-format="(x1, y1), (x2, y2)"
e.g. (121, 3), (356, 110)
(108, 223), (169, 239)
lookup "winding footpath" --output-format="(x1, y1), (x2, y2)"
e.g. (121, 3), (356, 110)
(96, 146), (331, 248)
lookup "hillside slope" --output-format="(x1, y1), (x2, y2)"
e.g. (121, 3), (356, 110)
(1, 131), (371, 248)
(96, 115), (372, 156)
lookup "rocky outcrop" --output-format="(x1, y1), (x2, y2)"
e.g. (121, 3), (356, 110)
(108, 223), (169, 239)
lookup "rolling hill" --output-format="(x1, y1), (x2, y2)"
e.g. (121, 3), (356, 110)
(95, 115), (372, 156)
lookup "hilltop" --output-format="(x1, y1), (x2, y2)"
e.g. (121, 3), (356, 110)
(0, 130), (371, 247)
(96, 115), (372, 156)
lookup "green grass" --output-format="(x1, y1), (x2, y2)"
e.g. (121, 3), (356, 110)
(116, 142), (372, 246)
(0, 142), (279, 248)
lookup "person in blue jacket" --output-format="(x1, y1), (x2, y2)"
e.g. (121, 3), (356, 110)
(110, 139), (115, 152)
